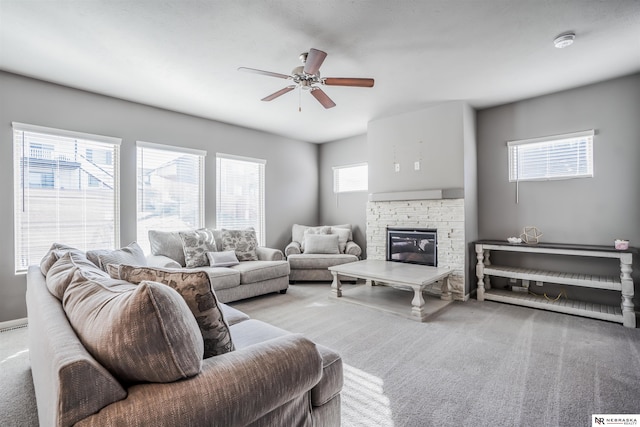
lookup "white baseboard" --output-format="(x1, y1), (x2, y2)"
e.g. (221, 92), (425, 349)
(0, 317), (28, 332)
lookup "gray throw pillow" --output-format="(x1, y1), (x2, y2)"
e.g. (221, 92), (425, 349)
(149, 230), (187, 267)
(220, 228), (258, 261)
(62, 269), (203, 383)
(330, 227), (351, 254)
(179, 229), (216, 268)
(301, 226), (331, 251)
(97, 242), (147, 272)
(207, 250), (240, 267)
(40, 242), (82, 276)
(304, 234), (340, 254)
(46, 251), (109, 300)
(112, 265), (234, 359)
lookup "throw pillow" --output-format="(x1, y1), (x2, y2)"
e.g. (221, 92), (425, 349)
(112, 265), (234, 358)
(220, 228), (258, 261)
(63, 274), (203, 383)
(301, 226), (331, 251)
(96, 242), (147, 272)
(149, 230), (187, 267)
(330, 227), (351, 254)
(179, 229), (217, 268)
(40, 242), (81, 276)
(46, 251), (109, 300)
(331, 224), (353, 241)
(207, 250), (240, 267)
(303, 234), (340, 254)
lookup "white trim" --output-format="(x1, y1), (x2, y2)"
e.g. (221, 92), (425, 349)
(12, 122), (122, 145)
(216, 152), (267, 165)
(507, 129), (594, 147)
(137, 140), (207, 157)
(0, 317), (28, 332)
(332, 162), (368, 171)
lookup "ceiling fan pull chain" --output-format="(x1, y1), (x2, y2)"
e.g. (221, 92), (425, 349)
(299, 86), (302, 112)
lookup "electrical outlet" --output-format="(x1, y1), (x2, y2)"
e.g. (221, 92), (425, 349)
(394, 163), (400, 172)
(414, 161), (420, 171)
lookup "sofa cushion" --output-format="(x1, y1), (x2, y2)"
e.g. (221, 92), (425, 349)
(220, 228), (259, 261)
(304, 234), (340, 254)
(287, 254), (359, 270)
(40, 243), (83, 275)
(329, 227), (351, 253)
(207, 250), (240, 267)
(46, 251), (109, 300)
(61, 270), (203, 383)
(179, 229), (217, 268)
(230, 260), (290, 284)
(149, 230), (187, 267)
(194, 267), (241, 291)
(96, 242), (147, 271)
(220, 303), (251, 326)
(111, 265), (234, 358)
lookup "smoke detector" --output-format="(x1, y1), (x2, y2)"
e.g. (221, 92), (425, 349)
(554, 32), (575, 48)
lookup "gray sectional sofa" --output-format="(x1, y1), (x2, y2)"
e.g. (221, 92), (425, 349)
(146, 228), (290, 302)
(285, 224), (361, 282)
(26, 246), (343, 426)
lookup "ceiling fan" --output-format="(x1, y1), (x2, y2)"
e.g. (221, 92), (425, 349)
(238, 48), (374, 109)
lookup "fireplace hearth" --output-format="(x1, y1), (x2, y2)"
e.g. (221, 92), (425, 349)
(386, 227), (437, 267)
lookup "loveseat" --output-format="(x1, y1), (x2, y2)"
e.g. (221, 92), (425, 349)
(285, 224), (361, 282)
(26, 246), (343, 426)
(145, 228), (290, 302)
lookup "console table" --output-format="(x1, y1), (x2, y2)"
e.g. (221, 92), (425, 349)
(474, 240), (636, 328)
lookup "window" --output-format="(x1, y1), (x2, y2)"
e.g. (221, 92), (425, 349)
(508, 130), (594, 182)
(136, 141), (206, 253)
(216, 154), (266, 245)
(13, 122), (121, 273)
(333, 163), (368, 193)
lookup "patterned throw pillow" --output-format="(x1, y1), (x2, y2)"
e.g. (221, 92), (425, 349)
(112, 265), (234, 358)
(179, 229), (217, 268)
(220, 228), (258, 261)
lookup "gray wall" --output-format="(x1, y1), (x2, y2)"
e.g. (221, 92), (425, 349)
(477, 73), (640, 303)
(318, 134), (368, 256)
(367, 102), (465, 194)
(0, 71), (318, 322)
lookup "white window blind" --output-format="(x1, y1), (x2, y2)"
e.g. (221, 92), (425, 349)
(508, 130), (594, 182)
(333, 163), (368, 193)
(13, 122), (121, 273)
(216, 154), (266, 246)
(137, 141), (205, 253)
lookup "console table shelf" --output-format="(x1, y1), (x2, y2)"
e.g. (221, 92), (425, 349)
(475, 240), (636, 328)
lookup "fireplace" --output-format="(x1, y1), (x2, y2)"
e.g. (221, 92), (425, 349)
(386, 227), (437, 266)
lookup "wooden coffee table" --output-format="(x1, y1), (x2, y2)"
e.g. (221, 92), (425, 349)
(328, 260), (453, 322)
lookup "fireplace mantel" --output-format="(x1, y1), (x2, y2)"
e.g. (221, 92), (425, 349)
(368, 188), (464, 202)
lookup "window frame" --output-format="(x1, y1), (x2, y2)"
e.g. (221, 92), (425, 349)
(136, 141), (206, 253)
(13, 122), (121, 273)
(333, 162), (368, 193)
(216, 153), (266, 246)
(507, 130), (595, 183)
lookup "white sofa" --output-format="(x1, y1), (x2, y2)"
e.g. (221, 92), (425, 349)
(285, 224), (361, 283)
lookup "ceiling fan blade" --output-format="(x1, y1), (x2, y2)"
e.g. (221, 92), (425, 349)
(303, 48), (327, 75)
(310, 88), (336, 109)
(323, 77), (375, 87)
(261, 86), (296, 102)
(238, 67), (291, 80)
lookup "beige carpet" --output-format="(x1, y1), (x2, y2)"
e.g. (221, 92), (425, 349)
(2, 282), (640, 427)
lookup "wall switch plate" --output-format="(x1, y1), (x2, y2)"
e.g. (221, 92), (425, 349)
(414, 161), (420, 171)
(394, 163), (400, 172)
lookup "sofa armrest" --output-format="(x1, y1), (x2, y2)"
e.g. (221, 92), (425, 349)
(284, 241), (302, 257)
(145, 254), (182, 268)
(345, 241), (362, 258)
(256, 246), (285, 261)
(76, 334), (323, 427)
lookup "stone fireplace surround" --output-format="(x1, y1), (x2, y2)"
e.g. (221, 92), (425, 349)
(366, 198), (466, 300)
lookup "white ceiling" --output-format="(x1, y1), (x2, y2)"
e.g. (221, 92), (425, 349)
(1, 1), (639, 143)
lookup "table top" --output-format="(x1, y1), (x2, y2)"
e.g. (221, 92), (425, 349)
(475, 239), (637, 254)
(328, 259), (452, 286)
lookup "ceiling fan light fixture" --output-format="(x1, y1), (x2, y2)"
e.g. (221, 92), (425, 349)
(554, 32), (575, 48)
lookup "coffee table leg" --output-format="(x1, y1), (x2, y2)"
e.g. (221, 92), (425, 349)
(440, 276), (452, 301)
(330, 271), (342, 297)
(410, 286), (426, 321)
